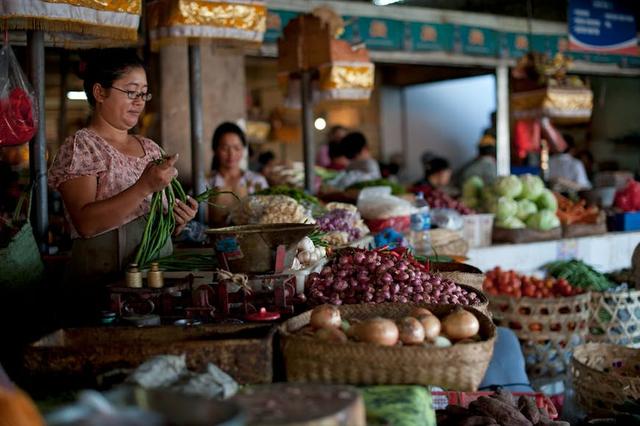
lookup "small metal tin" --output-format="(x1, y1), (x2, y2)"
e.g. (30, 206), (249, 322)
(147, 262), (164, 288)
(125, 263), (143, 288)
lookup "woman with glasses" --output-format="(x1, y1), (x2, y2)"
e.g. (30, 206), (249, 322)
(48, 49), (197, 319)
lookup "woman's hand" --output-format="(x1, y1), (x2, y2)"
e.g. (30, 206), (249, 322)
(138, 154), (179, 195)
(173, 196), (199, 235)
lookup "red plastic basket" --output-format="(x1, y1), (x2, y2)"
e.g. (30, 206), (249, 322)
(432, 391), (558, 420)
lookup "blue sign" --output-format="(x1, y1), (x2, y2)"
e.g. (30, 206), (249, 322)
(356, 17), (405, 50)
(457, 26), (499, 56)
(568, 0), (638, 56)
(409, 22), (454, 52)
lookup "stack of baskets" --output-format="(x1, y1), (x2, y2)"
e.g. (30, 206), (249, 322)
(571, 342), (640, 417)
(280, 303), (496, 391)
(488, 292), (591, 377)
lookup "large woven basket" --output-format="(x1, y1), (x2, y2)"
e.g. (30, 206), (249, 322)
(589, 290), (640, 347)
(571, 343), (640, 417)
(280, 303), (496, 391)
(488, 292), (591, 378)
(432, 262), (485, 291)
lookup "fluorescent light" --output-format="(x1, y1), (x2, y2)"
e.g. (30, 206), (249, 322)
(373, 0), (402, 5)
(314, 118), (327, 131)
(67, 91), (87, 100)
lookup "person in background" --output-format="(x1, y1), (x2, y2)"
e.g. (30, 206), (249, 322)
(342, 131), (381, 178)
(457, 134), (497, 187)
(416, 153), (452, 190)
(257, 151), (276, 178)
(327, 137), (349, 170)
(549, 134), (592, 191)
(576, 148), (595, 182)
(208, 122), (268, 226)
(48, 49), (198, 319)
(317, 125), (348, 168)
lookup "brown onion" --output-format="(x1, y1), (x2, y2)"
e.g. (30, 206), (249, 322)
(310, 305), (341, 329)
(315, 327), (348, 343)
(354, 318), (399, 346)
(418, 314), (441, 341)
(398, 317), (425, 345)
(409, 307), (433, 318)
(441, 309), (480, 341)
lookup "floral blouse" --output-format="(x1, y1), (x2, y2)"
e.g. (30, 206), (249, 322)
(48, 128), (163, 238)
(208, 170), (268, 194)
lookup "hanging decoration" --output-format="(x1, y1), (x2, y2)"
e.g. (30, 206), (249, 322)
(277, 7), (374, 107)
(511, 52), (593, 125)
(146, 0), (267, 50)
(0, 0), (142, 47)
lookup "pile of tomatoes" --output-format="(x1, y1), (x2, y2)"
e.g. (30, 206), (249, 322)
(483, 267), (583, 298)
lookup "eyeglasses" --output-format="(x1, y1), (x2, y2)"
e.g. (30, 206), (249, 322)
(109, 86), (153, 102)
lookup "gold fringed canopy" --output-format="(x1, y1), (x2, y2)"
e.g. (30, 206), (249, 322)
(511, 86), (594, 125)
(0, 0), (142, 47)
(147, 0), (266, 51)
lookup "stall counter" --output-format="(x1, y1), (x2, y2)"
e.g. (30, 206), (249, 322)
(467, 231), (640, 273)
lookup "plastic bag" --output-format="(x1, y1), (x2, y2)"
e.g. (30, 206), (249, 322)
(357, 186), (414, 220)
(0, 43), (38, 146)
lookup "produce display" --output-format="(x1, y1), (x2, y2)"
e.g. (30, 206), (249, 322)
(347, 178), (406, 195)
(411, 185), (475, 215)
(292, 236), (327, 269)
(463, 174), (560, 231)
(614, 179), (640, 212)
(255, 185), (324, 217)
(437, 389), (567, 426)
(306, 248), (480, 306)
(300, 304), (480, 348)
(484, 267), (583, 298)
(230, 195), (315, 225)
(544, 260), (613, 292)
(554, 193), (601, 225)
(315, 202), (370, 246)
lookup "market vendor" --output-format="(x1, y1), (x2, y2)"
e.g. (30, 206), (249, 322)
(48, 49), (198, 313)
(415, 153), (452, 190)
(208, 122), (268, 226)
(456, 134), (497, 187)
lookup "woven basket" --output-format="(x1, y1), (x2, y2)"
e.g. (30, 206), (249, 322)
(280, 303), (496, 390)
(571, 343), (640, 417)
(433, 263), (485, 291)
(488, 292), (591, 378)
(589, 290), (640, 347)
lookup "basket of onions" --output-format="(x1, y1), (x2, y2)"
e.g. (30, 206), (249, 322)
(280, 303), (496, 390)
(305, 248), (490, 316)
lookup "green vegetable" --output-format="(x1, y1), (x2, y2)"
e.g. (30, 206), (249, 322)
(518, 174), (545, 201)
(544, 259), (614, 292)
(495, 216), (526, 229)
(496, 197), (518, 221)
(256, 185), (321, 206)
(516, 199), (538, 221)
(308, 229), (328, 248)
(526, 209), (560, 231)
(347, 179), (406, 195)
(494, 175), (523, 199)
(462, 176), (484, 199)
(155, 252), (217, 271)
(535, 189), (558, 213)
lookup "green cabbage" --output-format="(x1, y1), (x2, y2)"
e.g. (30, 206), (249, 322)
(494, 175), (523, 199)
(496, 216), (526, 229)
(462, 176), (484, 199)
(516, 199), (538, 221)
(461, 196), (479, 209)
(519, 174), (545, 201)
(536, 189), (558, 213)
(526, 209), (560, 231)
(496, 197), (518, 221)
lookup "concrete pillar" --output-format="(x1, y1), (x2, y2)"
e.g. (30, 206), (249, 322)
(159, 41), (246, 186)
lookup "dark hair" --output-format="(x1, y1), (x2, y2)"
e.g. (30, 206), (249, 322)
(258, 151), (275, 165)
(562, 133), (575, 153)
(341, 132), (367, 160)
(424, 157), (450, 178)
(79, 49), (145, 107)
(328, 125), (348, 143)
(328, 140), (344, 160)
(211, 122), (247, 171)
(479, 145), (496, 157)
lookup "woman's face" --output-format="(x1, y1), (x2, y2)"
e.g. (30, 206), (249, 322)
(95, 66), (148, 130)
(430, 169), (452, 187)
(216, 133), (245, 170)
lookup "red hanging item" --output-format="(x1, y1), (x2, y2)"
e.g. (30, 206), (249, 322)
(0, 43), (38, 147)
(513, 119), (541, 160)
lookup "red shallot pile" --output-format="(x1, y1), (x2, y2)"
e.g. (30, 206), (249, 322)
(306, 248), (479, 306)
